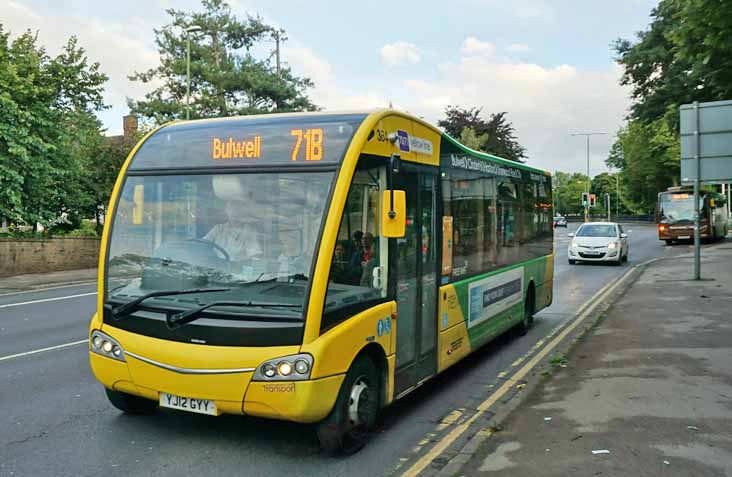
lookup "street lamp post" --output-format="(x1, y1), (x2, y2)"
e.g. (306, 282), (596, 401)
(572, 132), (606, 222)
(615, 171), (620, 219)
(185, 25), (202, 120)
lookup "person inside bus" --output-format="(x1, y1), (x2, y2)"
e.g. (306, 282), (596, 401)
(276, 228), (307, 282)
(203, 199), (264, 277)
(330, 240), (359, 285)
(349, 231), (364, 268)
(359, 233), (379, 288)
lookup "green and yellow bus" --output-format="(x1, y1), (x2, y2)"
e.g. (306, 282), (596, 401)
(89, 110), (553, 453)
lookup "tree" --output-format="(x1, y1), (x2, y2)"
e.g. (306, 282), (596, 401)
(610, 0), (732, 213)
(609, 119), (680, 213)
(553, 171), (589, 216)
(128, 0), (316, 125)
(438, 106), (526, 162)
(0, 25), (109, 230)
(590, 172), (631, 218)
(614, 0), (732, 125)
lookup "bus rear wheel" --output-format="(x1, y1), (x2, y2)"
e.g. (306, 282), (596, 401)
(105, 388), (158, 414)
(517, 288), (535, 336)
(317, 355), (379, 455)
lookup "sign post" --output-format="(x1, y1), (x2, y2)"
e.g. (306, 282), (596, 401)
(680, 99), (732, 280)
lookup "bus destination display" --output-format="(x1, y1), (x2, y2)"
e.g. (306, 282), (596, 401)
(128, 115), (363, 170)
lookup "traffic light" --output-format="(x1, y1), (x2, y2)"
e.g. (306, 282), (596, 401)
(581, 192), (589, 206)
(589, 194), (596, 207)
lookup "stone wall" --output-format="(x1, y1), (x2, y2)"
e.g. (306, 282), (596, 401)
(0, 238), (100, 278)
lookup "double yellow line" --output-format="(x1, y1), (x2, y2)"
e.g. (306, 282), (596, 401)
(401, 264), (641, 477)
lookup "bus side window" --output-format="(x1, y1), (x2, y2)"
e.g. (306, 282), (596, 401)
(325, 164), (389, 309)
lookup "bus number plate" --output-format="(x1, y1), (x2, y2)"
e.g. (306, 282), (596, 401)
(159, 392), (218, 416)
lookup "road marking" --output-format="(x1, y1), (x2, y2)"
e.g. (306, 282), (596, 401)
(0, 339), (88, 362)
(0, 292), (96, 309)
(0, 281), (97, 298)
(401, 264), (639, 477)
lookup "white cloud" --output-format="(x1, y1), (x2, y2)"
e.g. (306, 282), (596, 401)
(394, 44), (629, 175)
(461, 37), (496, 57)
(282, 44), (334, 86)
(283, 43), (389, 111)
(507, 43), (531, 52)
(380, 41), (421, 68)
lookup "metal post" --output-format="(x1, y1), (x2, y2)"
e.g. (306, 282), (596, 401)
(186, 33), (191, 120)
(606, 193), (611, 222)
(693, 101), (701, 280)
(572, 132), (606, 223)
(616, 173), (620, 219)
(184, 25), (202, 120)
(586, 136), (590, 222)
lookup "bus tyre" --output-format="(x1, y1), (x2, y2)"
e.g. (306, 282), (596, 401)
(517, 289), (535, 336)
(105, 388), (158, 414)
(317, 355), (379, 455)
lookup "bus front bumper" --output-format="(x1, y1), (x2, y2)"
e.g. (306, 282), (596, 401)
(89, 336), (344, 424)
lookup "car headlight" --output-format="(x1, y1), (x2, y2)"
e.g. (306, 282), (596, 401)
(607, 242), (617, 249)
(253, 353), (313, 381)
(90, 330), (126, 362)
(571, 242), (578, 248)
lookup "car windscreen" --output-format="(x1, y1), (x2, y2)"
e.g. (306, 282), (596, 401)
(576, 224), (617, 237)
(105, 171), (333, 319)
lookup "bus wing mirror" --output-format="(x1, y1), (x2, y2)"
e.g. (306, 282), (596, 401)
(382, 190), (406, 238)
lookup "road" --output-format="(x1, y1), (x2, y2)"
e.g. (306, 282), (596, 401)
(0, 223), (705, 476)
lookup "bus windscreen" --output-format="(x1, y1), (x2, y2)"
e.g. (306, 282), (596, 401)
(659, 193), (697, 222)
(128, 114), (365, 170)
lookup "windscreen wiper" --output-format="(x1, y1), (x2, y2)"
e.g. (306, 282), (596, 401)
(167, 301), (301, 329)
(109, 288), (231, 320)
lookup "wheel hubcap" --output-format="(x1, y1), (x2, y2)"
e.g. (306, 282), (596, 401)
(347, 377), (370, 427)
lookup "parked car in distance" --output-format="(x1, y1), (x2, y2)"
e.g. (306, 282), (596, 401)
(567, 222), (629, 265)
(553, 216), (568, 227)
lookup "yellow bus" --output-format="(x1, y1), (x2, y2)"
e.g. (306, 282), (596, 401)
(89, 110), (553, 453)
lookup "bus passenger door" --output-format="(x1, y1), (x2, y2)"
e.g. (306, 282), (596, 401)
(394, 169), (439, 397)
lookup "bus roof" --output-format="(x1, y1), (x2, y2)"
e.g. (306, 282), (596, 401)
(127, 110), (549, 175)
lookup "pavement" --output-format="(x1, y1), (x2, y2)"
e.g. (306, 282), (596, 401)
(0, 267), (97, 295)
(457, 244), (732, 476)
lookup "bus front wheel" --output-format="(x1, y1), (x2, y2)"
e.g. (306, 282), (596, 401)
(105, 388), (158, 414)
(317, 355), (379, 455)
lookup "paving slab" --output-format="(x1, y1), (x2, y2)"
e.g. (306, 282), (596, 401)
(459, 247), (732, 477)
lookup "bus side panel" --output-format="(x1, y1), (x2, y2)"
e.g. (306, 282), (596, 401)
(300, 301), (396, 396)
(523, 254), (553, 313)
(437, 285), (472, 373)
(452, 266), (524, 349)
(438, 256), (552, 362)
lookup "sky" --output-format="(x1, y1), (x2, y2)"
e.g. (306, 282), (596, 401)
(2, 0), (659, 176)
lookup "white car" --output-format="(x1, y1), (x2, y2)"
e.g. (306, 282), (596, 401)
(567, 222), (629, 265)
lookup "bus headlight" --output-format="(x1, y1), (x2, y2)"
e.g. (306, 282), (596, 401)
(90, 330), (126, 362)
(253, 353), (313, 381)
